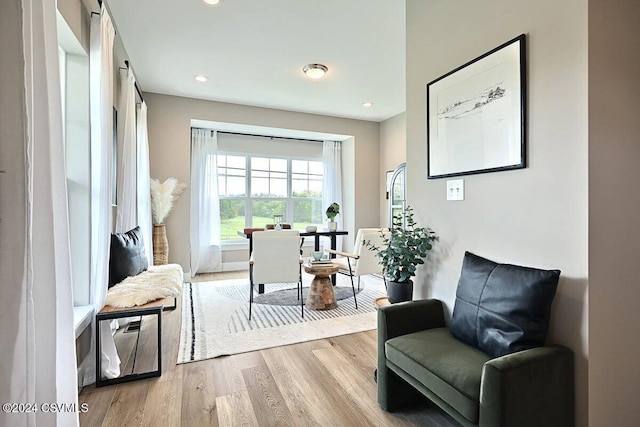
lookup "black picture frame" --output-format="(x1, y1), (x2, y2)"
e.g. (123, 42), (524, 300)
(427, 34), (526, 179)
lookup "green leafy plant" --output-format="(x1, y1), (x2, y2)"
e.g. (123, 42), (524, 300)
(326, 202), (340, 221)
(365, 206), (438, 283)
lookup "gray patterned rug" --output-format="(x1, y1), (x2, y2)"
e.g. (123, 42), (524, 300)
(178, 275), (386, 363)
(218, 283), (362, 306)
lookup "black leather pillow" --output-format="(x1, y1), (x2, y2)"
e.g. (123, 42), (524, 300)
(109, 226), (148, 287)
(450, 252), (560, 358)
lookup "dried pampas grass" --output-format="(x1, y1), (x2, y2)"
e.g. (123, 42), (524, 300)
(150, 177), (186, 224)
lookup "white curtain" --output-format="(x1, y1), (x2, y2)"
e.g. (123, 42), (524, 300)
(80, 4), (121, 384)
(322, 141), (344, 249)
(190, 129), (222, 275)
(137, 101), (153, 261)
(0, 0), (78, 425)
(115, 67), (138, 232)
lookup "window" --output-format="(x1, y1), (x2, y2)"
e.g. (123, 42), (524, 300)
(218, 154), (323, 240)
(217, 155), (247, 240)
(58, 26), (91, 307)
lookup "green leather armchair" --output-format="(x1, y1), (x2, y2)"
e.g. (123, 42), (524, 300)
(377, 299), (574, 426)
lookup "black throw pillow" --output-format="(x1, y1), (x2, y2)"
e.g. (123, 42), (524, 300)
(450, 251), (560, 358)
(109, 226), (148, 287)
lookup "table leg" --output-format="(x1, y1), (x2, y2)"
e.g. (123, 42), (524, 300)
(306, 274), (337, 310)
(330, 235), (337, 286)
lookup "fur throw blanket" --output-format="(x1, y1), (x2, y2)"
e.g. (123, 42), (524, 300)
(105, 264), (183, 308)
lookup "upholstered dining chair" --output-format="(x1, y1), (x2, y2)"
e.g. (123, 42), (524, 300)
(249, 230), (303, 320)
(326, 228), (390, 309)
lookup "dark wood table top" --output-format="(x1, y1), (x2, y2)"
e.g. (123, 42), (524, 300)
(238, 229), (348, 238)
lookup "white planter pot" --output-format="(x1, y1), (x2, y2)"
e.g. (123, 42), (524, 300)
(327, 221), (337, 231)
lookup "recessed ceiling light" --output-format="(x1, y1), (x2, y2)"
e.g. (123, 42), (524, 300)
(194, 75), (208, 82)
(303, 64), (328, 79)
(362, 101), (373, 108)
(203, 0), (221, 6)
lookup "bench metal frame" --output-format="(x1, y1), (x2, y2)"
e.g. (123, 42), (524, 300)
(95, 299), (163, 387)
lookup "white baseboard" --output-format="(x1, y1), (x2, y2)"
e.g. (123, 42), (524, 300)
(222, 262), (248, 272)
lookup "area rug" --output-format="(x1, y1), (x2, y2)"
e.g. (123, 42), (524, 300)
(178, 275), (386, 363)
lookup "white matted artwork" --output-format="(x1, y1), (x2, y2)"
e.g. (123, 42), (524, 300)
(427, 34), (526, 179)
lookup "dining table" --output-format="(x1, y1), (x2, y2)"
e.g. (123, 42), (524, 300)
(237, 228), (349, 293)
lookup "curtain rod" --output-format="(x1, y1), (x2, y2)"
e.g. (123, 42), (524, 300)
(124, 60), (144, 103)
(217, 131), (323, 144)
(91, 0), (101, 16)
(92, 2), (117, 35)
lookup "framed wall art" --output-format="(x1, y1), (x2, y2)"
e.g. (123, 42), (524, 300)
(427, 34), (526, 179)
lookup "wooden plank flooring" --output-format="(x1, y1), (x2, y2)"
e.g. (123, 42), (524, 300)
(79, 272), (459, 427)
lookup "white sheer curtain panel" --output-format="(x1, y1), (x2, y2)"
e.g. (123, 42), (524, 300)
(190, 129), (222, 275)
(323, 140), (344, 249)
(79, 4), (121, 385)
(137, 101), (153, 261)
(0, 0), (78, 425)
(115, 67), (138, 232)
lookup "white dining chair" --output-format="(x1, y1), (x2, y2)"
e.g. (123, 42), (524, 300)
(249, 230), (303, 320)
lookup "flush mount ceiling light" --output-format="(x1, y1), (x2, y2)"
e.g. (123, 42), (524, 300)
(303, 64), (328, 79)
(194, 74), (208, 82)
(202, 0), (221, 6)
(362, 101), (373, 108)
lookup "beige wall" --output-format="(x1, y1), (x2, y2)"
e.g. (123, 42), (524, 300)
(588, 0), (640, 424)
(0, 1), (28, 404)
(379, 112), (406, 226)
(145, 93), (381, 273)
(57, 0), (90, 51)
(406, 0), (588, 424)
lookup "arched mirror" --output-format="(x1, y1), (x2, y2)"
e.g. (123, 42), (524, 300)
(388, 163), (406, 228)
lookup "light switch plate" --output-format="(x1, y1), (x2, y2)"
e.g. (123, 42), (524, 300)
(446, 179), (464, 201)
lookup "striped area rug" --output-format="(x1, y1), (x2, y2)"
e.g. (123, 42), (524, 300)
(178, 275), (386, 363)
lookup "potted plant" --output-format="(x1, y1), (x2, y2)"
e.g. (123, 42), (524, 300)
(366, 206), (438, 303)
(326, 202), (340, 231)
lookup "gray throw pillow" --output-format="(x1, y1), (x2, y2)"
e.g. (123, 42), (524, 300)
(109, 226), (148, 287)
(450, 252), (560, 358)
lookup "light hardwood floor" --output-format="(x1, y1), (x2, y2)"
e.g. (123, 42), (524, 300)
(79, 272), (459, 427)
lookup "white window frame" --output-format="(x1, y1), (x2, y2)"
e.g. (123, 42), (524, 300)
(218, 152), (323, 245)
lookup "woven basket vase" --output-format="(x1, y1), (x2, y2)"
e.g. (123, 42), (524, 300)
(153, 223), (169, 265)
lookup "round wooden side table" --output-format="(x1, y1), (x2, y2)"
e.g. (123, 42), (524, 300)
(374, 296), (390, 309)
(304, 263), (340, 310)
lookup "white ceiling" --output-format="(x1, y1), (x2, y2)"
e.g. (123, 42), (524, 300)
(106, 0), (406, 122)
